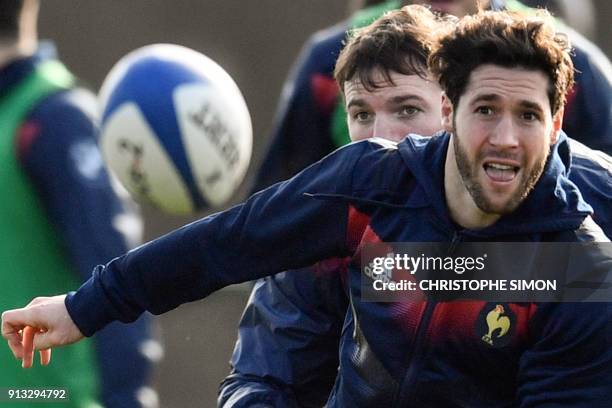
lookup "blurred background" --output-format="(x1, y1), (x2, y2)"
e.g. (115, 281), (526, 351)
(37, 1), (611, 406)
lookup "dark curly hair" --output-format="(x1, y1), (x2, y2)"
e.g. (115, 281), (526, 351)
(429, 9), (574, 114)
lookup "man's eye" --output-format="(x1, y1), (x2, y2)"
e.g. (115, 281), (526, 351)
(353, 112), (372, 122)
(476, 106), (494, 115)
(399, 106), (421, 117)
(522, 111), (540, 121)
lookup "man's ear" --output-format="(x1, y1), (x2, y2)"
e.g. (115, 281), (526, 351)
(550, 106), (564, 145)
(441, 93), (454, 133)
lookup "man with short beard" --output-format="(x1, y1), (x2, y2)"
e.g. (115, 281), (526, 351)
(219, 5), (612, 406)
(3, 8), (611, 407)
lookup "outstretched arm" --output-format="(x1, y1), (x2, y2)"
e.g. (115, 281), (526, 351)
(2, 140), (371, 368)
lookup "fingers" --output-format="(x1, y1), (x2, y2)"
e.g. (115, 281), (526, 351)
(7, 337), (24, 360)
(2, 310), (25, 359)
(2, 307), (38, 336)
(21, 326), (35, 369)
(40, 348), (51, 366)
(21, 327), (51, 368)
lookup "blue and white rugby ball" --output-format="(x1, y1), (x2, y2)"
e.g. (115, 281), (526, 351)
(99, 44), (252, 214)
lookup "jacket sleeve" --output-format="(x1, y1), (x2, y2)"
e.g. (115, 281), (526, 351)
(567, 139), (612, 239)
(218, 262), (349, 408)
(18, 89), (155, 408)
(516, 302), (612, 407)
(65, 141), (368, 337)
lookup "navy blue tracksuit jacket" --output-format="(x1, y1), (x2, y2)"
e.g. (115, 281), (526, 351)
(67, 133), (611, 407)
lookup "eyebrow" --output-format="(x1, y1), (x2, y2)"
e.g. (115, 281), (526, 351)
(470, 93), (546, 112)
(346, 94), (427, 110)
(346, 98), (367, 110)
(469, 93), (500, 105)
(517, 100), (545, 113)
(386, 94), (427, 107)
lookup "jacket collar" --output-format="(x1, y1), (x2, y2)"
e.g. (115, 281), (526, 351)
(397, 131), (591, 237)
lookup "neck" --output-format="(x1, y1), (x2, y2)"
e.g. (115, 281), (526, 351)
(444, 137), (500, 229)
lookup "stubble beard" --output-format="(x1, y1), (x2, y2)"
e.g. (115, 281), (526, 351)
(452, 128), (548, 216)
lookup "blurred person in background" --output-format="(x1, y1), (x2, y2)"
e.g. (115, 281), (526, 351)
(249, 0), (399, 192)
(520, 0), (597, 39)
(0, 0), (157, 406)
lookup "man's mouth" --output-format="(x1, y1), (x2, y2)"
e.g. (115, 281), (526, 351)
(483, 161), (520, 182)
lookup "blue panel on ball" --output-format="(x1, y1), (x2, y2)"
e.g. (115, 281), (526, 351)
(102, 56), (209, 209)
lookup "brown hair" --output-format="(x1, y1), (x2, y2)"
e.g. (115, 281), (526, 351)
(428, 9), (574, 114)
(334, 5), (450, 97)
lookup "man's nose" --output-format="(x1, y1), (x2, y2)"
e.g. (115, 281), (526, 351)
(489, 114), (519, 148)
(373, 117), (405, 142)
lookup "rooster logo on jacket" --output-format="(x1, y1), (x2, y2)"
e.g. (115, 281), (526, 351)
(482, 304), (511, 345)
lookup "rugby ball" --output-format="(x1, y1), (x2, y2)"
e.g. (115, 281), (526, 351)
(99, 44), (252, 214)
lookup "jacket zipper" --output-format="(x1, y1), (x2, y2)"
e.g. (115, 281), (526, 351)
(392, 231), (462, 407)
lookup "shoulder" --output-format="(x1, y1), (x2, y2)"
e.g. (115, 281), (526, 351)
(570, 216), (610, 243)
(567, 140), (612, 239)
(17, 87), (109, 186)
(279, 22), (348, 107)
(337, 138), (416, 201)
(570, 139), (612, 172)
(316, 138), (395, 175)
(298, 21), (349, 74)
(29, 87), (97, 125)
(568, 140), (612, 205)
(17, 87), (99, 161)
(353, 137), (404, 169)
(304, 138), (405, 192)
(339, 137), (403, 167)
(307, 21), (349, 59)
(564, 25), (612, 84)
